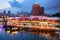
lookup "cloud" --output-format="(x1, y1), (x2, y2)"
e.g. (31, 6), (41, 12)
(0, 0), (10, 9)
(43, 0), (60, 10)
(9, 0), (35, 12)
(16, 0), (24, 3)
(9, 0), (22, 8)
(0, 0), (60, 14)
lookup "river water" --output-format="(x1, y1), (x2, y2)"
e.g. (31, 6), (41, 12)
(0, 29), (47, 40)
(0, 24), (58, 40)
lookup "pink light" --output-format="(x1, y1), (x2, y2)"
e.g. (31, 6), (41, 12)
(0, 24), (3, 28)
(0, 24), (4, 31)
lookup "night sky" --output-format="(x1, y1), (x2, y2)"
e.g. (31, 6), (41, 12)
(0, 0), (60, 14)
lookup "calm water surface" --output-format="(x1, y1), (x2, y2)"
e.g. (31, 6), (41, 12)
(0, 29), (47, 40)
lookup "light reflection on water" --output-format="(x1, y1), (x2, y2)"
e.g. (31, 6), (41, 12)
(0, 24), (58, 40)
(0, 29), (46, 40)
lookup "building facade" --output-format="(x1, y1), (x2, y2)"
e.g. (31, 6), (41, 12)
(32, 4), (44, 16)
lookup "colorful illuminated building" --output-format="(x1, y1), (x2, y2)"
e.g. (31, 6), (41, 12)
(6, 16), (59, 28)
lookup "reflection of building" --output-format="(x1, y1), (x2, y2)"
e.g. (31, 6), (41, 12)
(32, 4), (44, 16)
(5, 27), (19, 34)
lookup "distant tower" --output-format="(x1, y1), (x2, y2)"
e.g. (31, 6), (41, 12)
(8, 10), (11, 17)
(3, 10), (6, 13)
(32, 3), (44, 16)
(8, 10), (11, 14)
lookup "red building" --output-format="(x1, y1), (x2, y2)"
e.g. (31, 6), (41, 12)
(32, 4), (44, 16)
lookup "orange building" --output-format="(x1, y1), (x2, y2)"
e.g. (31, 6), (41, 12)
(32, 4), (44, 16)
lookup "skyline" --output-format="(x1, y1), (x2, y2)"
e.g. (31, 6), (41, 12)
(0, 0), (60, 14)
